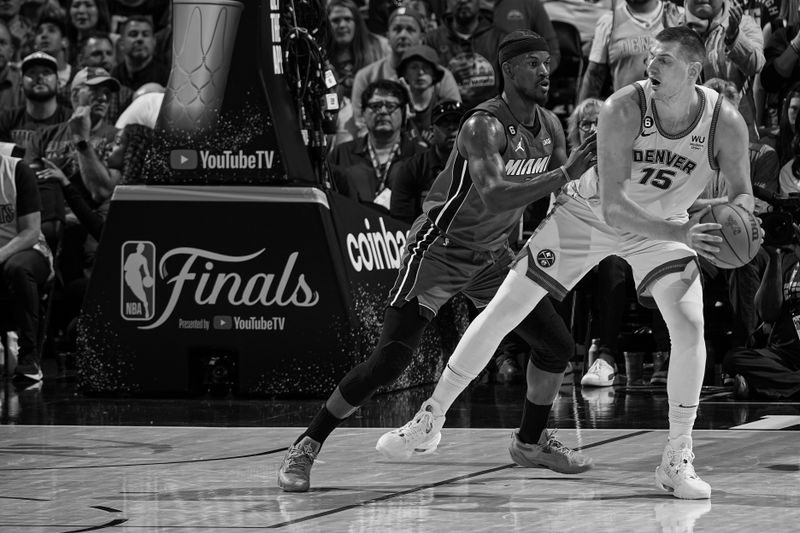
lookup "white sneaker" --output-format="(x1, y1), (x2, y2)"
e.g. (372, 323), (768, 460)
(581, 358), (616, 387)
(655, 435), (711, 499)
(376, 399), (445, 459)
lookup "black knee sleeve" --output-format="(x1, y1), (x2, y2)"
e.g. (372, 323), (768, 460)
(338, 302), (428, 405)
(514, 298), (574, 374)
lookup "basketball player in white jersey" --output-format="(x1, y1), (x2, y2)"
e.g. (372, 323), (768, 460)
(382, 26), (755, 500)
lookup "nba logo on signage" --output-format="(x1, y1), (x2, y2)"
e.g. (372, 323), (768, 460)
(121, 241), (156, 321)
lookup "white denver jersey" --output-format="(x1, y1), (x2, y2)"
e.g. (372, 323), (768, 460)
(572, 80), (722, 222)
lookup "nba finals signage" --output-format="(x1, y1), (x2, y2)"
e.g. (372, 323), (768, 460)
(77, 187), (457, 396)
(76, 1), (463, 396)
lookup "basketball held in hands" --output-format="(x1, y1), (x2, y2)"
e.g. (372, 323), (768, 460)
(698, 203), (761, 269)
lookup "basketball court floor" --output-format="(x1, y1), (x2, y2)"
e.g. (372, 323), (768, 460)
(1, 370), (799, 532)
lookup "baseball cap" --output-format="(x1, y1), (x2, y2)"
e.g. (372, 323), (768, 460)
(398, 45), (445, 84)
(388, 6), (425, 32)
(21, 52), (58, 74)
(432, 100), (464, 125)
(71, 66), (121, 93)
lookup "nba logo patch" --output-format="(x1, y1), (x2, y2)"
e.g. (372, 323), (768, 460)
(121, 241), (156, 321)
(508, 125), (516, 136)
(536, 249), (556, 268)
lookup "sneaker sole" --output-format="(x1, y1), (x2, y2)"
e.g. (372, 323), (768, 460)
(278, 476), (310, 492)
(509, 446), (594, 474)
(376, 431), (442, 460)
(654, 466), (711, 499)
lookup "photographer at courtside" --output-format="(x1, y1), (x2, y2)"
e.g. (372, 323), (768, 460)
(723, 194), (800, 400)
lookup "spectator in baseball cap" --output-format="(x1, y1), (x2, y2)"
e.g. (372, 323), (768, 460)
(389, 100), (465, 223)
(349, 7), (460, 143)
(399, 44), (453, 143)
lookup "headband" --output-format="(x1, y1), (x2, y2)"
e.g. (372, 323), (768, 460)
(497, 33), (549, 65)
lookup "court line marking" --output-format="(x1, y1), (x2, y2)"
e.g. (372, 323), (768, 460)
(0, 448), (287, 472)
(265, 429), (652, 529)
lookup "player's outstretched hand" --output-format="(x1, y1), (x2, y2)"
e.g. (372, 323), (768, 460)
(683, 206), (722, 262)
(564, 132), (596, 180)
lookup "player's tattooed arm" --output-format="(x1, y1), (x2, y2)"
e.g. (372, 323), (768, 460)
(460, 112), (591, 213)
(578, 62), (610, 102)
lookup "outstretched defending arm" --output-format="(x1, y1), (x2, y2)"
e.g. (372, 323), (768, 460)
(460, 111), (595, 213)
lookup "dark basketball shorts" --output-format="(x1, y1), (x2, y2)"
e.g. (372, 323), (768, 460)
(514, 192), (700, 308)
(388, 216), (514, 320)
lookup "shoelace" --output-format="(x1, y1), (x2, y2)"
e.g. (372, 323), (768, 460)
(668, 448), (699, 479)
(399, 410), (434, 442)
(587, 360), (606, 376)
(545, 431), (576, 457)
(285, 444), (317, 472)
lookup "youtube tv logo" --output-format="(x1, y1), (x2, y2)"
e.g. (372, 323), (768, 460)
(170, 149), (198, 170)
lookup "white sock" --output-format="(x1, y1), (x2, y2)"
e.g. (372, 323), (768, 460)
(431, 364), (476, 413)
(668, 401), (697, 441)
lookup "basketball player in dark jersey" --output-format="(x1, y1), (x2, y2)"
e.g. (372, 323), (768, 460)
(278, 31), (597, 492)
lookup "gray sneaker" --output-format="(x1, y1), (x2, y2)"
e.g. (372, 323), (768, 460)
(509, 429), (593, 474)
(278, 436), (320, 492)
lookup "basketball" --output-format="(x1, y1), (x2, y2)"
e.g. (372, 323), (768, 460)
(142, 276), (154, 288)
(698, 203), (761, 269)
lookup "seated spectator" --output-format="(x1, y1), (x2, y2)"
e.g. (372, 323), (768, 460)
(66, 0), (112, 65)
(389, 100), (464, 223)
(396, 44), (447, 146)
(328, 79), (422, 210)
(28, 66), (120, 202)
(326, 0), (390, 102)
(482, 0), (560, 72)
(73, 31), (134, 123)
(27, 66), (119, 288)
(0, 20), (24, 110)
(33, 5), (72, 97)
(0, 52), (71, 152)
(0, 0), (34, 60)
(111, 15), (169, 92)
(779, 111), (800, 193)
(760, 1), (800, 131)
(43, 122), (153, 241)
(764, 82), (800, 167)
(0, 152), (53, 382)
(114, 81), (162, 129)
(325, 0), (390, 147)
(424, 0), (505, 109)
(683, 0), (765, 141)
(723, 234), (800, 400)
(350, 6), (460, 140)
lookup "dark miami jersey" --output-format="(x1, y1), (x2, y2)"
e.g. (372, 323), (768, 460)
(422, 96), (561, 251)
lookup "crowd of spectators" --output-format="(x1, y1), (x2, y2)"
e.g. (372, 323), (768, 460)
(0, 0), (798, 402)
(0, 0), (169, 382)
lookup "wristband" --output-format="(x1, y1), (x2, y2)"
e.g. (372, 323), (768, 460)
(559, 165), (570, 184)
(75, 139), (89, 152)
